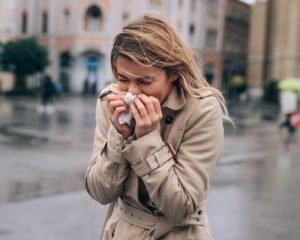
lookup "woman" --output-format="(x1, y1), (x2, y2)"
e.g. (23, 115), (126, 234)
(85, 14), (227, 240)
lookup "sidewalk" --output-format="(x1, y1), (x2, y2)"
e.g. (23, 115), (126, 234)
(0, 191), (106, 240)
(1, 95), (300, 240)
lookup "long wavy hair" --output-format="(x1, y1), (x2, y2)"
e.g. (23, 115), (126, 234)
(110, 13), (228, 116)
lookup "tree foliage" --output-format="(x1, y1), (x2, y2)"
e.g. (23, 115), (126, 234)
(1, 38), (49, 88)
(0, 42), (4, 70)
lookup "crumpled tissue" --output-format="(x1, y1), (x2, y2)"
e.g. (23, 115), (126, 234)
(119, 92), (136, 125)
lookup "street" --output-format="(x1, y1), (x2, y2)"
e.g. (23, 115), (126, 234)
(0, 95), (299, 240)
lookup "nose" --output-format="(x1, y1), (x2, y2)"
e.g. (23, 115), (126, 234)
(128, 82), (141, 95)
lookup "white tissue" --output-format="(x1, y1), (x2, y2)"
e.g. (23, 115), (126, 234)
(119, 92), (136, 125)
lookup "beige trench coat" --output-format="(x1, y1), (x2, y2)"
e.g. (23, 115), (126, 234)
(85, 84), (224, 240)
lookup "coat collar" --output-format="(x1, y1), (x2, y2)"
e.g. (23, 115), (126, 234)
(161, 86), (186, 111)
(161, 86), (214, 111)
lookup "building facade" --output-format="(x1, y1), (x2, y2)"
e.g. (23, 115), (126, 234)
(5, 0), (207, 93)
(0, 0), (18, 43)
(248, 0), (300, 99)
(247, 0), (268, 99)
(202, 0), (226, 89)
(222, 0), (250, 93)
(0, 0), (18, 92)
(202, 0), (250, 91)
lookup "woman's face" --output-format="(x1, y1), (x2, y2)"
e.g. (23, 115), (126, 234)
(114, 56), (175, 103)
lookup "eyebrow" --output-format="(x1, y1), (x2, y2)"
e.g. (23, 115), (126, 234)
(117, 73), (154, 81)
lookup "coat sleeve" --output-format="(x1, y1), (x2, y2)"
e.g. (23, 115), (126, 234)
(122, 96), (224, 223)
(85, 98), (130, 205)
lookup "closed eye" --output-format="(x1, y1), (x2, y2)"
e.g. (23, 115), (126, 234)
(138, 80), (150, 85)
(137, 78), (152, 86)
(118, 79), (129, 83)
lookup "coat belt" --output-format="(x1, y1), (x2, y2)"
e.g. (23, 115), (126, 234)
(115, 198), (208, 240)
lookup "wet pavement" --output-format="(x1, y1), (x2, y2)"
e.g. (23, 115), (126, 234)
(0, 95), (299, 240)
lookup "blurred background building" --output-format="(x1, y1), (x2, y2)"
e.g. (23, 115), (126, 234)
(0, 0), (17, 92)
(0, 0), (208, 93)
(0, 0), (18, 43)
(248, 0), (300, 100)
(203, 0), (250, 93)
(4, 0), (277, 102)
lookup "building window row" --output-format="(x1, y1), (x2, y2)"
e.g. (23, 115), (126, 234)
(21, 12), (27, 33)
(84, 5), (103, 32)
(21, 5), (103, 35)
(42, 11), (48, 34)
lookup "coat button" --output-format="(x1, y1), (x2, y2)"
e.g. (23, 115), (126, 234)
(198, 210), (202, 215)
(165, 116), (173, 124)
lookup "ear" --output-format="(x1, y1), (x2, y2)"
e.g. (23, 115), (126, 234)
(169, 74), (179, 82)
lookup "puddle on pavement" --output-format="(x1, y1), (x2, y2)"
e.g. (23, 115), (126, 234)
(0, 124), (48, 146)
(56, 111), (71, 125)
(0, 171), (86, 204)
(0, 102), (95, 146)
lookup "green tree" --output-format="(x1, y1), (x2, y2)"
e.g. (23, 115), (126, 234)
(0, 42), (4, 70)
(1, 38), (49, 90)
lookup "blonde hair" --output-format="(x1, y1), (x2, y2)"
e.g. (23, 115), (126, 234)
(111, 13), (229, 117)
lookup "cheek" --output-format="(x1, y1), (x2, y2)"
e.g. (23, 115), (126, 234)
(118, 83), (128, 91)
(141, 88), (156, 97)
(145, 90), (164, 102)
(142, 85), (168, 102)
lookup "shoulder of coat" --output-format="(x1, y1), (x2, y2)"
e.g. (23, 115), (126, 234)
(98, 83), (120, 101)
(185, 90), (218, 111)
(197, 89), (214, 100)
(98, 89), (112, 101)
(185, 90), (214, 106)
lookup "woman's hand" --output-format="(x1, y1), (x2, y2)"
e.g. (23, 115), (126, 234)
(106, 93), (135, 140)
(130, 94), (162, 139)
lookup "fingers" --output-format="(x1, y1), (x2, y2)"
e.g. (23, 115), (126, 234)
(111, 106), (128, 122)
(138, 94), (156, 116)
(130, 103), (142, 123)
(149, 96), (163, 119)
(108, 99), (126, 116)
(106, 94), (126, 116)
(105, 93), (135, 139)
(130, 94), (162, 138)
(137, 94), (162, 121)
(106, 92), (162, 139)
(134, 97), (150, 120)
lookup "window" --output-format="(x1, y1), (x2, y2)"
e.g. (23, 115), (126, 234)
(204, 63), (215, 85)
(189, 23), (195, 36)
(84, 6), (103, 32)
(42, 11), (48, 34)
(123, 12), (130, 24)
(63, 9), (70, 33)
(205, 30), (217, 50)
(21, 11), (27, 33)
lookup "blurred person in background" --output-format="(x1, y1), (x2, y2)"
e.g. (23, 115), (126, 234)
(83, 72), (97, 95)
(228, 74), (247, 103)
(280, 90), (298, 134)
(38, 74), (56, 114)
(85, 14), (227, 240)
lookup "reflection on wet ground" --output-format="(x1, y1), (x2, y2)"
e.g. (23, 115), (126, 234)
(0, 96), (95, 148)
(0, 95), (96, 204)
(4, 171), (85, 203)
(1, 96), (300, 239)
(0, 96), (299, 201)
(207, 105), (300, 239)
